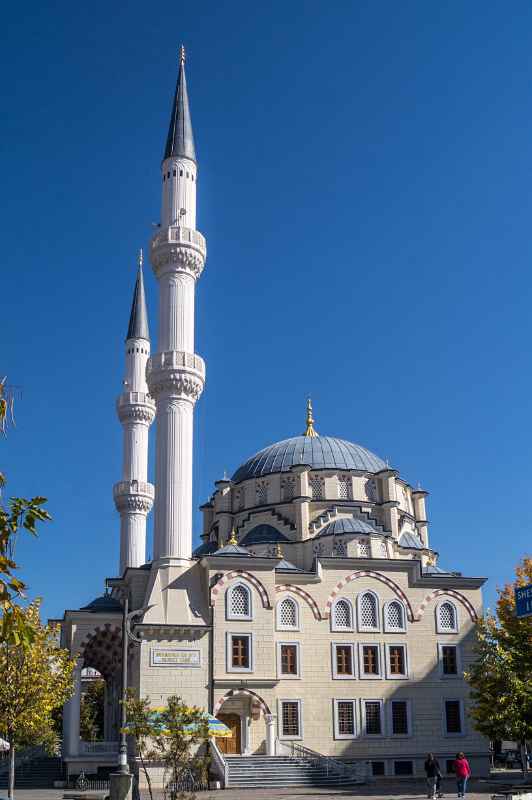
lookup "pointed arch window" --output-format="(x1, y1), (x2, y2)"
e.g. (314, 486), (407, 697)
(226, 583), (252, 621)
(436, 601), (458, 633)
(383, 600), (406, 632)
(358, 591), (380, 632)
(331, 598), (354, 631)
(277, 598), (299, 631)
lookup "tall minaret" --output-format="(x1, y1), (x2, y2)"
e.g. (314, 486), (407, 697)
(147, 47), (206, 564)
(113, 252), (156, 573)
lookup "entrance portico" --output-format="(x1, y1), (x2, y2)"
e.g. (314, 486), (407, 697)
(213, 689), (276, 756)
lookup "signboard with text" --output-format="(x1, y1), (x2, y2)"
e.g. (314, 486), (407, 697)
(515, 583), (532, 619)
(150, 648), (201, 667)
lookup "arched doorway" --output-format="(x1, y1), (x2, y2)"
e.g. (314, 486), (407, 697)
(213, 689), (275, 756)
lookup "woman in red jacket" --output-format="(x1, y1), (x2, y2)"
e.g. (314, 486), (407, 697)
(454, 752), (471, 797)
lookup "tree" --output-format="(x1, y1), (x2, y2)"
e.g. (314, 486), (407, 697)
(465, 557), (532, 775)
(0, 602), (76, 799)
(122, 692), (157, 800)
(80, 678), (105, 742)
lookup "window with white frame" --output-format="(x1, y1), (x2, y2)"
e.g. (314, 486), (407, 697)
(439, 643), (460, 677)
(279, 700), (302, 738)
(277, 642), (300, 678)
(444, 699), (464, 735)
(332, 642), (355, 678)
(333, 699), (356, 738)
(226, 583), (252, 620)
(385, 643), (408, 679)
(359, 643), (382, 678)
(384, 600), (406, 632)
(389, 700), (411, 736)
(338, 475), (352, 500)
(309, 475), (324, 500)
(358, 591), (379, 631)
(358, 539), (371, 557)
(362, 699), (384, 736)
(436, 601), (458, 633)
(331, 598), (353, 631)
(277, 597), (299, 630)
(226, 632), (253, 672)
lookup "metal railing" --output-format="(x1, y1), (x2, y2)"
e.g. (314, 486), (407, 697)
(209, 738), (228, 787)
(151, 226), (206, 253)
(278, 740), (368, 783)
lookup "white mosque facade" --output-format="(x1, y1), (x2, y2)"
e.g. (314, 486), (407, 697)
(58, 51), (490, 786)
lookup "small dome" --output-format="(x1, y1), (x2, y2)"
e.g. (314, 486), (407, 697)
(81, 594), (123, 613)
(232, 435), (386, 484)
(241, 525), (290, 546)
(318, 517), (379, 537)
(398, 531), (424, 550)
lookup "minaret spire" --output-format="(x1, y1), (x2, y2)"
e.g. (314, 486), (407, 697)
(113, 251), (156, 573)
(164, 45), (196, 162)
(304, 397), (318, 437)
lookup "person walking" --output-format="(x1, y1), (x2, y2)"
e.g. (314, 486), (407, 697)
(454, 752), (471, 797)
(425, 753), (442, 799)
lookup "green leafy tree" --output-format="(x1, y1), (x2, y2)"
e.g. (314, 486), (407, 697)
(80, 678), (105, 742)
(122, 692), (157, 800)
(0, 601), (76, 799)
(465, 557), (532, 775)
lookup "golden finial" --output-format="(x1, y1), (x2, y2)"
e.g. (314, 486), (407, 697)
(180, 44), (186, 65)
(427, 553), (436, 566)
(138, 248), (143, 269)
(304, 397), (318, 438)
(228, 529), (238, 546)
(275, 542), (283, 559)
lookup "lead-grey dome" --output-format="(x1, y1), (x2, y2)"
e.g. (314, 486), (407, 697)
(231, 436), (386, 484)
(318, 517), (380, 537)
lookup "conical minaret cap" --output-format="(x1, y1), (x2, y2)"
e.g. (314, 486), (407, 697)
(164, 46), (196, 162)
(126, 252), (150, 341)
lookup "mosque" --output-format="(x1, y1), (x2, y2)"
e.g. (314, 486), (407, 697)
(58, 50), (490, 787)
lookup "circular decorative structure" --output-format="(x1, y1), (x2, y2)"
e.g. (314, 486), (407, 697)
(232, 435), (386, 483)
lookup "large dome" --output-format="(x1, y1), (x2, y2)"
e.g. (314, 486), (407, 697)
(231, 435), (386, 483)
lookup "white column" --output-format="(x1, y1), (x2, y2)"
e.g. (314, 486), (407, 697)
(64, 664), (82, 757)
(265, 714), (276, 756)
(158, 272), (195, 353)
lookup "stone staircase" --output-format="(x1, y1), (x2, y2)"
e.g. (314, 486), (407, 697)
(0, 756), (63, 789)
(225, 755), (361, 787)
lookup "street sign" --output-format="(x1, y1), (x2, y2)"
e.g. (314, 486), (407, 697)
(515, 583), (532, 618)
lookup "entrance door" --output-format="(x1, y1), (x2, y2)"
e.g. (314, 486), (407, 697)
(216, 713), (241, 755)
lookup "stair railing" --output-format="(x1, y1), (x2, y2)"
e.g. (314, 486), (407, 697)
(280, 740), (367, 783)
(209, 739), (228, 788)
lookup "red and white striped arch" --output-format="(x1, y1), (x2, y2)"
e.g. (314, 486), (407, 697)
(210, 570), (271, 609)
(275, 584), (322, 620)
(324, 570), (415, 622)
(213, 688), (271, 717)
(414, 588), (477, 622)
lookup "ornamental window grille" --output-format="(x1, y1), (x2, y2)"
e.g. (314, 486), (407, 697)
(337, 701), (355, 736)
(333, 540), (347, 557)
(364, 701), (382, 735)
(256, 482), (268, 505)
(333, 599), (352, 629)
(442, 645), (458, 675)
(279, 599), (297, 628)
(309, 475), (324, 500)
(229, 585), (250, 618)
(358, 540), (371, 557)
(438, 602), (457, 631)
(385, 601), (404, 630)
(281, 702), (300, 737)
(338, 476), (351, 500)
(282, 480), (295, 501)
(360, 592), (378, 629)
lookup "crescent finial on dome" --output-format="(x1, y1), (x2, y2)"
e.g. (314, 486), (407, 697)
(304, 397), (318, 438)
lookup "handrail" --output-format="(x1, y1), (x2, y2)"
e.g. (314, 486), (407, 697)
(283, 741), (368, 783)
(209, 738), (228, 788)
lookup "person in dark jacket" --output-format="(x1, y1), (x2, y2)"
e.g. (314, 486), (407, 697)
(425, 754), (442, 799)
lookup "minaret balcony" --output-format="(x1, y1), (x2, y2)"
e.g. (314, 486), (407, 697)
(113, 480), (155, 514)
(150, 226), (206, 279)
(116, 391), (156, 425)
(146, 350), (205, 402)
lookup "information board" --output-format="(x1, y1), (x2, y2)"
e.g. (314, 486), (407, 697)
(150, 648), (201, 667)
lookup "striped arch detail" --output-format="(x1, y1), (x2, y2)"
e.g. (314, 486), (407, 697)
(324, 570), (415, 622)
(210, 571), (271, 609)
(415, 589), (477, 622)
(75, 623), (122, 658)
(275, 584), (322, 620)
(213, 688), (271, 717)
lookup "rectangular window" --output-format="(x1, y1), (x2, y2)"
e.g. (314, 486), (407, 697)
(445, 700), (463, 734)
(442, 645), (458, 675)
(281, 701), (300, 737)
(280, 644), (298, 675)
(371, 761), (385, 777)
(335, 644), (354, 676)
(231, 635), (249, 668)
(394, 760), (413, 776)
(389, 645), (406, 675)
(362, 645), (380, 676)
(336, 701), (355, 737)
(364, 701), (383, 735)
(391, 701), (409, 735)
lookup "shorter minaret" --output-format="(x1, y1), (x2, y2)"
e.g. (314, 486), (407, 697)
(113, 251), (156, 573)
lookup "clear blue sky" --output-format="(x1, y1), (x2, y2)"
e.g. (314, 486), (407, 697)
(3, 0), (531, 620)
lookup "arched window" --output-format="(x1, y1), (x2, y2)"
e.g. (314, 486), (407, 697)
(331, 598), (353, 631)
(383, 600), (406, 632)
(338, 475), (352, 500)
(310, 475), (324, 500)
(277, 598), (299, 630)
(436, 601), (458, 633)
(226, 583), (252, 620)
(358, 591), (379, 631)
(358, 539), (371, 558)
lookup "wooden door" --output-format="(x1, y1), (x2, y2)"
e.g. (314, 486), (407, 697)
(216, 713), (241, 755)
